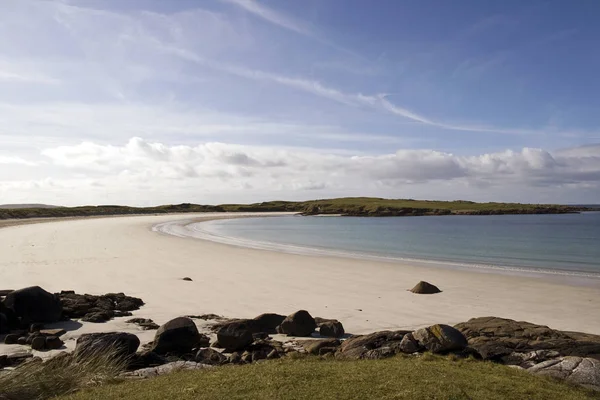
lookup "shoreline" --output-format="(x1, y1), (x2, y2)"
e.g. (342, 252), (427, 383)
(162, 216), (600, 286)
(1, 212), (600, 360)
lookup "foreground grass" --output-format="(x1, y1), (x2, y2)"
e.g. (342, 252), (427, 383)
(61, 355), (597, 400)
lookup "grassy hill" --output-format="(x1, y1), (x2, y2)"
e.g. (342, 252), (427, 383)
(61, 355), (597, 400)
(0, 197), (587, 220)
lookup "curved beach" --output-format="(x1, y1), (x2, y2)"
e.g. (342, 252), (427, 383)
(1, 212), (600, 356)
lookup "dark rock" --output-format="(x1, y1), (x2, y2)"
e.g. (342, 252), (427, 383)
(336, 331), (407, 360)
(128, 351), (167, 370)
(412, 324), (468, 354)
(82, 311), (113, 323)
(30, 323), (45, 333)
(0, 313), (7, 334)
(75, 332), (140, 360)
(241, 351), (253, 363)
(114, 311), (133, 318)
(195, 348), (227, 365)
(4, 286), (63, 323)
(276, 310), (317, 337)
(319, 320), (345, 338)
(253, 313), (286, 334)
(298, 339), (341, 355)
(0, 289), (14, 297)
(409, 281), (441, 294)
(253, 332), (269, 340)
(399, 333), (420, 353)
(0, 355), (7, 368)
(182, 277), (193, 281)
(217, 320), (254, 351)
(4, 333), (19, 345)
(228, 352), (242, 364)
(528, 356), (600, 391)
(17, 337), (27, 345)
(455, 317), (600, 362)
(45, 336), (64, 350)
(318, 347), (337, 356)
(31, 336), (46, 350)
(187, 314), (225, 321)
(151, 317), (206, 355)
(363, 346), (396, 360)
(126, 318), (160, 330)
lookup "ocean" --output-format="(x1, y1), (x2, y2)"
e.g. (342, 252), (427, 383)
(194, 212), (600, 278)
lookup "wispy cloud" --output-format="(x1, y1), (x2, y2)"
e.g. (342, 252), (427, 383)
(0, 155), (37, 166)
(221, 0), (313, 38)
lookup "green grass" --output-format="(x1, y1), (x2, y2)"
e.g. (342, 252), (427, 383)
(60, 355), (597, 400)
(0, 197), (585, 220)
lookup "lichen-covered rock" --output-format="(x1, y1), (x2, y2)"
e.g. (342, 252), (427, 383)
(412, 324), (468, 354)
(151, 317), (207, 355)
(335, 331), (406, 360)
(454, 317), (600, 362)
(528, 357), (600, 391)
(276, 310), (317, 337)
(4, 286), (62, 323)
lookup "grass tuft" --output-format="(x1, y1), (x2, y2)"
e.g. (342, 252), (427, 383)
(0, 349), (127, 400)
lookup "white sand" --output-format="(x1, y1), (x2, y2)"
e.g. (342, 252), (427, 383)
(1, 213), (600, 357)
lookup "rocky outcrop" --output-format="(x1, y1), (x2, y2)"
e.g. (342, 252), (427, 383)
(276, 310), (317, 337)
(151, 317), (208, 355)
(122, 361), (212, 379)
(335, 331), (407, 360)
(3, 286), (62, 323)
(399, 333), (420, 353)
(454, 317), (600, 363)
(412, 324), (468, 353)
(216, 320), (254, 351)
(409, 281), (441, 294)
(58, 291), (144, 323)
(528, 357), (600, 391)
(75, 332), (140, 360)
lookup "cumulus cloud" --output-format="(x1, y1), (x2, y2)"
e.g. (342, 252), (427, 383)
(39, 138), (600, 190)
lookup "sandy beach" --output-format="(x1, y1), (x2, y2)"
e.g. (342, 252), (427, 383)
(2, 213), (600, 357)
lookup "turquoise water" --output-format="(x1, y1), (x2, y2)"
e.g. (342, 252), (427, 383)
(199, 213), (600, 276)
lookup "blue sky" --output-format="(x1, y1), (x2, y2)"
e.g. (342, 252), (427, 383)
(0, 0), (599, 205)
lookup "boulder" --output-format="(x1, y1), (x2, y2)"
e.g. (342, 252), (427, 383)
(195, 348), (227, 365)
(253, 313), (286, 334)
(276, 310), (317, 337)
(0, 313), (7, 334)
(31, 336), (47, 350)
(336, 331), (407, 360)
(4, 334), (19, 345)
(151, 317), (206, 355)
(399, 333), (420, 353)
(528, 357), (600, 391)
(454, 317), (600, 362)
(0, 302), (18, 331)
(409, 281), (441, 294)
(45, 336), (64, 350)
(412, 324), (468, 353)
(128, 351), (167, 370)
(4, 286), (63, 323)
(40, 328), (66, 337)
(58, 291), (143, 323)
(216, 320), (254, 351)
(75, 332), (140, 360)
(319, 320), (345, 338)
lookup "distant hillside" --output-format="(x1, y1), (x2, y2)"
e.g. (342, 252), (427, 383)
(0, 204), (60, 209)
(0, 198), (590, 220)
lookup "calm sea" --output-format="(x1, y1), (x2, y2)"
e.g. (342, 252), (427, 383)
(196, 212), (600, 277)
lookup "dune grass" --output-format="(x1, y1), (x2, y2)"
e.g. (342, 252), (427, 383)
(0, 350), (127, 400)
(61, 355), (597, 400)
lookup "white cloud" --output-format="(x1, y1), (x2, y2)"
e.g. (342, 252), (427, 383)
(0, 155), (37, 166)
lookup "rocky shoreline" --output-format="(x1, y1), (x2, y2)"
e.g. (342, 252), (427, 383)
(1, 286), (599, 392)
